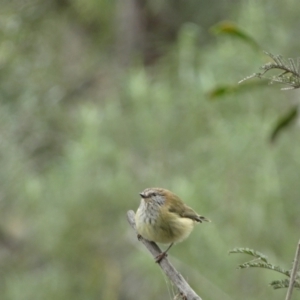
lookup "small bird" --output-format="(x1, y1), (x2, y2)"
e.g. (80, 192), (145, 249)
(135, 187), (210, 262)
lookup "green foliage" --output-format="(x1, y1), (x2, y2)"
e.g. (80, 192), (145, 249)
(1, 0), (300, 300)
(270, 107), (298, 143)
(238, 262), (290, 277)
(207, 81), (266, 99)
(229, 247), (268, 263)
(238, 52), (300, 142)
(230, 247), (300, 290)
(270, 279), (300, 290)
(239, 52), (300, 90)
(210, 21), (261, 50)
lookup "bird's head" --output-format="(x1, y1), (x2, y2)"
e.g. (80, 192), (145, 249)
(139, 187), (168, 206)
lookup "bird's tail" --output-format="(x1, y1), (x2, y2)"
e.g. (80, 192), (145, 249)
(198, 215), (211, 223)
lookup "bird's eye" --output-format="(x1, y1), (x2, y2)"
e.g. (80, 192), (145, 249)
(152, 192), (156, 197)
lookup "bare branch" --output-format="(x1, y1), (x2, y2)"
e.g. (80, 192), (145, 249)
(285, 239), (300, 300)
(127, 210), (202, 300)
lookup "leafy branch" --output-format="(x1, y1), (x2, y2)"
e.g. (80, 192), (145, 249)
(230, 247), (268, 263)
(238, 262), (291, 277)
(229, 242), (300, 300)
(239, 52), (300, 90)
(238, 51), (300, 142)
(270, 279), (300, 290)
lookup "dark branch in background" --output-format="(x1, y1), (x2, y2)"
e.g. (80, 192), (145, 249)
(239, 52), (300, 90)
(127, 210), (202, 300)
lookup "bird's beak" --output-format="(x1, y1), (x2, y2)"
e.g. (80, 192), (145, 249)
(139, 192), (146, 198)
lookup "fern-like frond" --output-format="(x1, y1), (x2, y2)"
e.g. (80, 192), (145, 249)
(229, 247), (268, 263)
(239, 52), (300, 90)
(270, 279), (290, 289)
(270, 279), (290, 290)
(237, 262), (291, 277)
(270, 279), (300, 290)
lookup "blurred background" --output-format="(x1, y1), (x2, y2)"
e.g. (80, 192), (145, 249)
(1, 0), (300, 299)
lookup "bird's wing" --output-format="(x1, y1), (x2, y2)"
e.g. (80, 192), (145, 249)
(180, 205), (210, 222)
(167, 194), (211, 223)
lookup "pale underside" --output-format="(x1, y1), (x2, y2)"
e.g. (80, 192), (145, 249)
(135, 208), (195, 244)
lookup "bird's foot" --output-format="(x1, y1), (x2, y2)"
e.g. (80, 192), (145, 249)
(155, 251), (168, 263)
(174, 292), (187, 300)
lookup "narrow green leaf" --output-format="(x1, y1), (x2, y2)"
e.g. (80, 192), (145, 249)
(210, 21), (260, 50)
(208, 81), (266, 100)
(270, 107), (298, 143)
(207, 85), (237, 99)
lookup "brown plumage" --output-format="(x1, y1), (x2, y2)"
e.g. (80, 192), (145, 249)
(135, 188), (210, 262)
